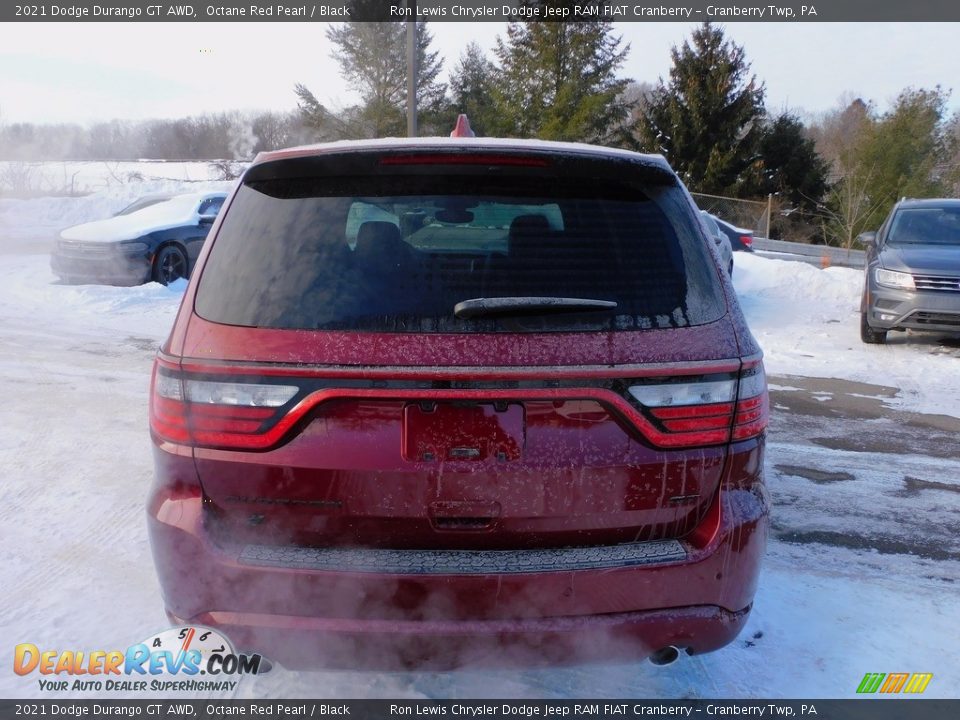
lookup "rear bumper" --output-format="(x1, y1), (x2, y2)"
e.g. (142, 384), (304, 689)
(148, 441), (768, 669)
(171, 605), (751, 670)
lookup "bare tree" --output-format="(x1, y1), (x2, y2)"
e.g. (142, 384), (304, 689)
(806, 95), (873, 180)
(815, 166), (887, 249)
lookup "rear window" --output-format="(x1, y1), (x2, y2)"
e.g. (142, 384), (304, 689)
(195, 174), (725, 333)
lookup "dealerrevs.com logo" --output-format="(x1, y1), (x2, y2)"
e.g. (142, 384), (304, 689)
(14, 626), (268, 694)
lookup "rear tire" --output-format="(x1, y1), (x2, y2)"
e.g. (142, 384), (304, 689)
(152, 245), (188, 286)
(860, 309), (887, 344)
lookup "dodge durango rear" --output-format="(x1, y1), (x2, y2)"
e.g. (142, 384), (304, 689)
(147, 134), (769, 669)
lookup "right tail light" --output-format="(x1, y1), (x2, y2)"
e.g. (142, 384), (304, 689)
(628, 361), (768, 447)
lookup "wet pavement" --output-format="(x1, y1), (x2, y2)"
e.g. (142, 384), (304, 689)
(766, 374), (960, 566)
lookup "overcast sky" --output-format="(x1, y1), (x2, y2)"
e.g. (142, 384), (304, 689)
(1, 22), (958, 126)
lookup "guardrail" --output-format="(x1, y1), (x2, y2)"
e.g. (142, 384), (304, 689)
(752, 238), (866, 269)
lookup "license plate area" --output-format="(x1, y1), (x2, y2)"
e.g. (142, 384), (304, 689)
(402, 402), (525, 462)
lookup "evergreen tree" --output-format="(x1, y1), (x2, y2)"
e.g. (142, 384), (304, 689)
(448, 42), (498, 136)
(745, 113), (828, 209)
(296, 22), (445, 139)
(492, 9), (632, 143)
(293, 84), (345, 141)
(639, 23), (766, 194)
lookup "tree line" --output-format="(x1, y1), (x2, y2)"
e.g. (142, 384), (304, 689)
(4, 15), (958, 245)
(293, 20), (960, 245)
(0, 110), (312, 163)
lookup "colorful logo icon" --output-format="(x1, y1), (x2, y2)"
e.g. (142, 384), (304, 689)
(857, 672), (933, 694)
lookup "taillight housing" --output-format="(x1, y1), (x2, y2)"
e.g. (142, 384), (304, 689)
(150, 357), (769, 452)
(150, 362), (300, 450)
(740, 234), (753, 248)
(732, 364), (769, 441)
(627, 362), (768, 447)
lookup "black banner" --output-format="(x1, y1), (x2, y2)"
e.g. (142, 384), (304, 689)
(1, 701), (960, 720)
(5, 1), (960, 23)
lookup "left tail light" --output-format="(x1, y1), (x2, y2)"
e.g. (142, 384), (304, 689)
(150, 363), (299, 450)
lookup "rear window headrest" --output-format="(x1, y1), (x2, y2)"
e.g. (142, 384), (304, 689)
(355, 221), (403, 254)
(509, 214), (550, 236)
(508, 214), (551, 257)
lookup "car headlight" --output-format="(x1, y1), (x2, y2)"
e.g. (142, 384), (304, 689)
(874, 268), (915, 291)
(117, 241), (150, 253)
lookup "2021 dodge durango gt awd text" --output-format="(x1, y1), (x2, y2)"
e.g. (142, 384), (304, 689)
(147, 134), (770, 670)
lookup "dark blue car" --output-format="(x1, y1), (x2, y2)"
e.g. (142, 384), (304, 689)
(51, 191), (227, 286)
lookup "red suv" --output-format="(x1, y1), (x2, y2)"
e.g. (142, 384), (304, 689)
(148, 131), (769, 669)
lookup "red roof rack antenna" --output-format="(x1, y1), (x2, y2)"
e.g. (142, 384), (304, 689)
(450, 114), (476, 138)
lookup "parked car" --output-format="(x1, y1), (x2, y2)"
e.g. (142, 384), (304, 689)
(51, 191), (228, 286)
(148, 121), (770, 670)
(860, 198), (960, 344)
(713, 215), (755, 252)
(701, 210), (734, 275)
(112, 193), (179, 217)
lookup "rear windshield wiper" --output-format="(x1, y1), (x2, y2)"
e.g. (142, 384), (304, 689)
(453, 297), (618, 319)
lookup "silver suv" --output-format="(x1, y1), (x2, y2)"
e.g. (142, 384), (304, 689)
(860, 198), (960, 343)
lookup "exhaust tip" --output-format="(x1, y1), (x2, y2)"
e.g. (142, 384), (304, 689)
(648, 646), (681, 666)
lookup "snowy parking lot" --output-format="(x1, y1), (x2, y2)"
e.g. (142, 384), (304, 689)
(1, 184), (958, 699)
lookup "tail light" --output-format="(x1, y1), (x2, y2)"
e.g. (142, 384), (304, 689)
(150, 358), (768, 452)
(150, 363), (299, 450)
(731, 364), (769, 441)
(627, 362), (768, 447)
(740, 234), (753, 248)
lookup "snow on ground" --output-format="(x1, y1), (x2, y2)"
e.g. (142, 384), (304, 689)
(734, 252), (960, 419)
(0, 181), (958, 699)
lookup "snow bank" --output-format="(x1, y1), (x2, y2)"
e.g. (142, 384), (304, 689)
(733, 252), (960, 418)
(0, 255), (187, 341)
